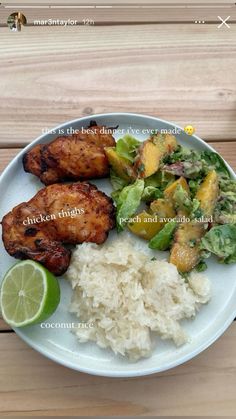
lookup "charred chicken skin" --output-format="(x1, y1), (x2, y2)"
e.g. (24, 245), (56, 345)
(2, 182), (115, 276)
(23, 122), (116, 185)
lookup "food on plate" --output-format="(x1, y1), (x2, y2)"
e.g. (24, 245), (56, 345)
(128, 211), (164, 240)
(150, 198), (176, 218)
(115, 134), (141, 162)
(164, 176), (189, 202)
(2, 182), (115, 275)
(105, 133), (177, 181)
(0, 260), (60, 327)
(108, 132), (236, 273)
(104, 147), (136, 182)
(214, 177), (236, 225)
(134, 138), (163, 178)
(23, 121), (116, 185)
(149, 221), (177, 251)
(113, 179), (145, 232)
(66, 236), (211, 361)
(170, 222), (205, 273)
(200, 224), (236, 264)
(128, 199), (176, 241)
(134, 133), (178, 178)
(196, 170), (219, 216)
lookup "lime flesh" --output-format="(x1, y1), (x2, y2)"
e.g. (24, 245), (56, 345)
(0, 260), (60, 327)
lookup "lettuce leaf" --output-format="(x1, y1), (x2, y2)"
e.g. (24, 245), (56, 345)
(219, 178), (236, 193)
(200, 151), (231, 178)
(144, 171), (175, 190)
(200, 224), (236, 263)
(115, 179), (145, 232)
(141, 186), (163, 203)
(110, 169), (129, 191)
(214, 172), (236, 224)
(195, 260), (207, 272)
(116, 135), (140, 162)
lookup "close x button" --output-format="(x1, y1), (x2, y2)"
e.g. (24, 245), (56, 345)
(217, 16), (231, 29)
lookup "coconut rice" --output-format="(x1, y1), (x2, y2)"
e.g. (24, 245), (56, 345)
(66, 236), (211, 361)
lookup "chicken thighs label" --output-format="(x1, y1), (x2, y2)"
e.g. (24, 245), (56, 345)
(22, 207), (85, 226)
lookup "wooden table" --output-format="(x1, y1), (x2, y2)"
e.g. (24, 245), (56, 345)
(0, 3), (236, 415)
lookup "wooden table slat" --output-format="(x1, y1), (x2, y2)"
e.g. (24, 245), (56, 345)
(1, 24), (236, 146)
(0, 324), (235, 415)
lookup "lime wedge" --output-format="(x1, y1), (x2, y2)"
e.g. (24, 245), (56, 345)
(0, 260), (60, 327)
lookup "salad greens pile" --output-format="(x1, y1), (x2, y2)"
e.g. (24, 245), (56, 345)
(163, 146), (231, 179)
(109, 133), (236, 271)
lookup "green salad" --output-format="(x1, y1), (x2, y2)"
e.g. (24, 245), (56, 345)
(104, 132), (236, 273)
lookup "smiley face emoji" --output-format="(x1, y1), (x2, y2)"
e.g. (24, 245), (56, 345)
(184, 125), (195, 136)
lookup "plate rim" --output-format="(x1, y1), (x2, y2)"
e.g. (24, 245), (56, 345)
(1, 112), (236, 377)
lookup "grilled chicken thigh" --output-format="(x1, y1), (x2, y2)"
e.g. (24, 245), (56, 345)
(23, 122), (116, 185)
(2, 182), (115, 275)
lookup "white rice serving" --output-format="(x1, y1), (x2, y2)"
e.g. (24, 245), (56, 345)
(66, 236), (211, 361)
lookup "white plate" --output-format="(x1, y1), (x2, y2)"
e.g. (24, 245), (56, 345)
(0, 113), (236, 377)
